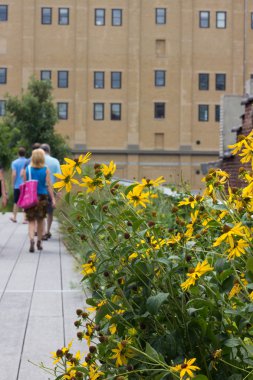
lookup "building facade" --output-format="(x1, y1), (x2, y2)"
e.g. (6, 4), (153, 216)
(0, 1), (253, 189)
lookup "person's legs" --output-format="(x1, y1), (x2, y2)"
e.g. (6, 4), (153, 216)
(28, 220), (35, 252)
(11, 189), (20, 222)
(37, 218), (44, 250)
(47, 212), (53, 236)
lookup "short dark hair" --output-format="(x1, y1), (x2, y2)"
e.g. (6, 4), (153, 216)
(18, 147), (26, 157)
(40, 143), (51, 154)
(32, 142), (41, 150)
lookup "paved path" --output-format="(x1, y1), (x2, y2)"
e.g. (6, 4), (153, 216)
(0, 212), (87, 380)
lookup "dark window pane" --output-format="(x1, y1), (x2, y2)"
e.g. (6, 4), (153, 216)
(94, 72), (104, 88)
(59, 8), (69, 25)
(0, 68), (7, 84)
(215, 105), (220, 122)
(57, 103), (68, 119)
(155, 70), (166, 86)
(198, 105), (209, 121)
(58, 71), (68, 88)
(111, 72), (121, 89)
(111, 103), (121, 120)
(0, 5), (8, 21)
(94, 103), (104, 120)
(251, 13), (253, 29)
(199, 11), (210, 28)
(216, 12), (226, 28)
(216, 73), (226, 90)
(0, 100), (6, 116)
(41, 70), (51, 81)
(154, 103), (165, 119)
(41, 8), (52, 24)
(95, 9), (105, 25)
(112, 9), (122, 26)
(199, 73), (209, 90)
(156, 8), (166, 24)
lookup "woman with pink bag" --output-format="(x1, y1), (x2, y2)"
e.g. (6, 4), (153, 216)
(24, 148), (55, 252)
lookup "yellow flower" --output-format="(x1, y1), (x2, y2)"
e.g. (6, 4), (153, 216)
(228, 283), (241, 299)
(228, 133), (252, 155)
(178, 196), (197, 209)
(64, 152), (92, 174)
(181, 260), (214, 291)
(100, 160), (116, 178)
(134, 176), (165, 192)
(54, 165), (79, 192)
(173, 358), (200, 379)
(109, 323), (117, 334)
(128, 252), (138, 261)
(81, 262), (96, 276)
(239, 141), (253, 169)
(50, 351), (61, 365)
(128, 327), (138, 336)
(249, 291), (253, 301)
(63, 369), (77, 379)
(110, 341), (135, 367)
(62, 340), (73, 354)
(226, 239), (249, 260)
(127, 187), (150, 208)
(88, 364), (104, 380)
(213, 223), (246, 249)
(167, 233), (181, 245)
(79, 175), (104, 193)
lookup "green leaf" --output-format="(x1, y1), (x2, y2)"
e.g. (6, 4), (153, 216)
(224, 338), (241, 347)
(247, 256), (253, 274)
(194, 376), (209, 380)
(145, 342), (160, 361)
(64, 191), (70, 204)
(146, 292), (169, 315)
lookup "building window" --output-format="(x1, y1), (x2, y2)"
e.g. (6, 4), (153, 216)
(156, 39), (166, 57)
(155, 8), (166, 24)
(199, 73), (209, 90)
(111, 103), (121, 120)
(0, 68), (7, 84)
(94, 72), (104, 89)
(215, 105), (220, 122)
(58, 8), (69, 25)
(199, 11), (210, 28)
(251, 13), (253, 29)
(198, 105), (209, 121)
(58, 71), (69, 88)
(112, 9), (122, 26)
(57, 103), (68, 120)
(41, 8), (52, 24)
(0, 5), (8, 21)
(41, 70), (51, 81)
(95, 9), (105, 26)
(0, 100), (6, 116)
(155, 70), (166, 87)
(216, 73), (226, 90)
(111, 72), (121, 89)
(154, 103), (165, 119)
(216, 11), (226, 28)
(94, 103), (104, 120)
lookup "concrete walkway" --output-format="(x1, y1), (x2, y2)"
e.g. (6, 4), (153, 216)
(0, 212), (86, 380)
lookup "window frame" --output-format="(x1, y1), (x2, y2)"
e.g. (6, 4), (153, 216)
(215, 105), (221, 122)
(57, 102), (68, 120)
(0, 100), (6, 116)
(112, 9), (122, 26)
(155, 8), (166, 25)
(251, 13), (253, 29)
(155, 70), (166, 87)
(198, 73), (209, 90)
(111, 72), (122, 89)
(111, 103), (121, 120)
(58, 71), (69, 88)
(95, 8), (105, 26)
(199, 11), (210, 28)
(216, 73), (226, 91)
(94, 71), (105, 89)
(154, 102), (165, 119)
(40, 70), (52, 81)
(41, 7), (52, 25)
(198, 104), (209, 122)
(58, 8), (69, 25)
(94, 103), (104, 120)
(0, 68), (7, 84)
(216, 11), (226, 29)
(0, 5), (8, 21)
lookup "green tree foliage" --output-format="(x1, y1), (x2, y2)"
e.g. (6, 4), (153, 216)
(0, 76), (70, 165)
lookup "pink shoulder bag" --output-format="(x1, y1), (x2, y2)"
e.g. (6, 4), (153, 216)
(17, 166), (38, 209)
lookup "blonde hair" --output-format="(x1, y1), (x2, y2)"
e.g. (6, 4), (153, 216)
(31, 148), (45, 168)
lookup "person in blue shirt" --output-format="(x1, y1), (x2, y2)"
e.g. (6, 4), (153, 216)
(10, 147), (27, 222)
(24, 148), (55, 252)
(40, 143), (61, 240)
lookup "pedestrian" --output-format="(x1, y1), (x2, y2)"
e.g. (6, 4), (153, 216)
(10, 147), (27, 222)
(0, 164), (7, 208)
(24, 148), (55, 252)
(40, 143), (61, 240)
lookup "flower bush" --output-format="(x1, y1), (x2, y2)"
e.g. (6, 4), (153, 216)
(42, 132), (253, 380)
